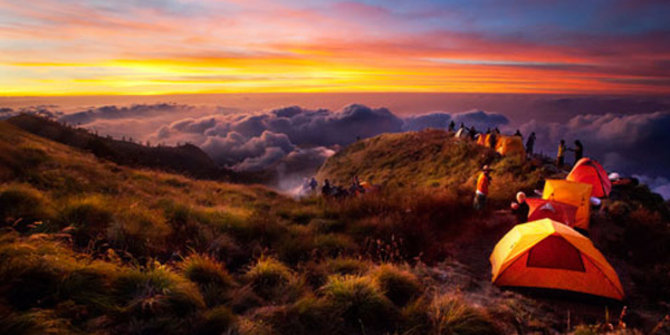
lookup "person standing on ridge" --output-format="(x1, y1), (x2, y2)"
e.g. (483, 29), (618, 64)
(473, 165), (493, 211)
(557, 139), (566, 168)
(308, 177), (318, 192)
(488, 129), (497, 148)
(526, 132), (536, 155)
(468, 126), (477, 140)
(322, 179), (332, 197)
(514, 129), (523, 139)
(570, 140), (584, 164)
(448, 121), (455, 132)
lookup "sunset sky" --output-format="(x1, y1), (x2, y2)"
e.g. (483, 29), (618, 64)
(1, 0), (669, 96)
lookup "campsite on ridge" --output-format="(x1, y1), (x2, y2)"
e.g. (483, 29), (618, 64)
(1, 113), (669, 334)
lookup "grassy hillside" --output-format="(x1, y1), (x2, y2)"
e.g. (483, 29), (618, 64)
(317, 129), (549, 206)
(6, 114), (238, 181)
(1, 122), (669, 334)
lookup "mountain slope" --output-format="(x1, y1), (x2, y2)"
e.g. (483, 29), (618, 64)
(317, 129), (549, 204)
(1, 121), (669, 334)
(6, 114), (236, 181)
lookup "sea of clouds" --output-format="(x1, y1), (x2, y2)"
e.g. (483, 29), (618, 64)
(2, 103), (669, 198)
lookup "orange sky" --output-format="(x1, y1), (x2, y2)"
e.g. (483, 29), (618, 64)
(1, 0), (669, 96)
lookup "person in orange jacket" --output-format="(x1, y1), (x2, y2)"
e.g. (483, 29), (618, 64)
(473, 165), (493, 211)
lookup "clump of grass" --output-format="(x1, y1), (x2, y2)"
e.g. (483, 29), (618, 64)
(0, 308), (74, 335)
(276, 225), (316, 265)
(323, 257), (369, 275)
(244, 257), (303, 303)
(194, 306), (237, 335)
(313, 233), (358, 258)
(0, 236), (75, 310)
(207, 233), (250, 271)
(0, 183), (53, 228)
(429, 295), (500, 335)
(319, 274), (399, 333)
(180, 254), (236, 307)
(58, 195), (113, 247)
(112, 263), (205, 333)
(237, 317), (275, 335)
(372, 264), (423, 306)
(252, 296), (340, 335)
(107, 206), (170, 257)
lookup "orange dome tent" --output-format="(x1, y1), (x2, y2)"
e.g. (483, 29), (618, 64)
(490, 219), (624, 300)
(476, 133), (487, 146)
(567, 157), (612, 198)
(526, 198), (578, 227)
(542, 179), (592, 231)
(495, 136), (525, 160)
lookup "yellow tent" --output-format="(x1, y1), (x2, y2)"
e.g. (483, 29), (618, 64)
(495, 136), (525, 160)
(490, 219), (624, 300)
(476, 133), (487, 146)
(484, 133), (493, 148)
(542, 179), (592, 230)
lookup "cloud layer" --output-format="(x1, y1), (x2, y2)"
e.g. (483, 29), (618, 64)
(518, 111), (670, 198)
(6, 101), (669, 197)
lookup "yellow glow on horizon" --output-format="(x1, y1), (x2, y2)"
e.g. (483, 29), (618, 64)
(1, 56), (666, 97)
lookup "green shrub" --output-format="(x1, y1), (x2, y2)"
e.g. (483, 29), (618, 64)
(0, 183), (53, 227)
(195, 306), (236, 335)
(255, 296), (340, 335)
(59, 195), (113, 247)
(0, 238), (74, 310)
(323, 257), (368, 275)
(114, 264), (205, 318)
(429, 295), (500, 335)
(372, 264), (423, 306)
(244, 257), (302, 302)
(0, 309), (74, 335)
(180, 254), (236, 306)
(107, 206), (170, 257)
(320, 274), (399, 333)
(313, 233), (358, 258)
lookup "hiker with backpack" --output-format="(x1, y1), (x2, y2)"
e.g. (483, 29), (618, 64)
(474, 165), (493, 211)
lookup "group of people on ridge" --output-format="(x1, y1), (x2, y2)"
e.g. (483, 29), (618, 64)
(472, 132), (585, 213)
(320, 176), (367, 198)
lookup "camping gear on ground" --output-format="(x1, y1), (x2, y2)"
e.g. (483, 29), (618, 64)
(567, 157), (612, 198)
(495, 136), (526, 160)
(490, 218), (624, 301)
(359, 181), (380, 194)
(542, 179), (592, 231)
(526, 198), (578, 227)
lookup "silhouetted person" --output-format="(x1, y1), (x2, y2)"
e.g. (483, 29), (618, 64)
(448, 120), (455, 132)
(322, 179), (332, 196)
(488, 130), (497, 148)
(557, 140), (566, 168)
(309, 177), (318, 192)
(468, 126), (477, 140)
(572, 140), (583, 164)
(525, 132), (536, 155)
(514, 129), (522, 138)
